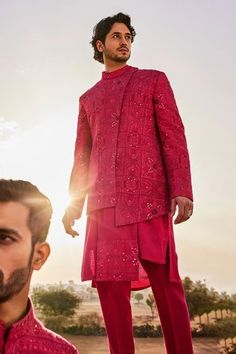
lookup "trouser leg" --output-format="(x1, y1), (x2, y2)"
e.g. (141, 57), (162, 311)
(140, 259), (194, 354)
(96, 281), (135, 354)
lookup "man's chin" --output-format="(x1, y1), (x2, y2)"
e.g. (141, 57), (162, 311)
(0, 291), (16, 304)
(115, 54), (130, 63)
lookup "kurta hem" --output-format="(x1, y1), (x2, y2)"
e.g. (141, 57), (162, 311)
(81, 206), (181, 291)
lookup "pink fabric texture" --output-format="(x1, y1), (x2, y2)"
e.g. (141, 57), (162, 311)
(96, 281), (135, 354)
(0, 299), (78, 354)
(96, 260), (194, 354)
(141, 260), (194, 354)
(69, 65), (193, 226)
(81, 206), (181, 290)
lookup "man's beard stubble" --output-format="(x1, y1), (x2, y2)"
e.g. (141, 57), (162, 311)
(104, 48), (131, 63)
(0, 249), (34, 304)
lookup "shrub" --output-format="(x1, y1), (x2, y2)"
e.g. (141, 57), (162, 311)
(133, 324), (162, 337)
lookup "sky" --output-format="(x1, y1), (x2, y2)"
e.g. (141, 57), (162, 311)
(0, 0), (235, 294)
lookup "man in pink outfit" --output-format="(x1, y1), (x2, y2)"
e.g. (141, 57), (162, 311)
(0, 179), (78, 354)
(63, 12), (194, 354)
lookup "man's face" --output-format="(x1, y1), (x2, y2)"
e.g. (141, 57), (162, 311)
(98, 22), (132, 64)
(0, 201), (33, 303)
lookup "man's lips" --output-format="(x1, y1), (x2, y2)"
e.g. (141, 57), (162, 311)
(118, 48), (129, 52)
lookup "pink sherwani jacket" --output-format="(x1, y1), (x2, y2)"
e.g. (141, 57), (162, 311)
(0, 300), (78, 354)
(69, 65), (193, 225)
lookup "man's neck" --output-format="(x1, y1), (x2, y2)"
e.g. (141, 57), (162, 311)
(0, 288), (29, 328)
(104, 61), (127, 73)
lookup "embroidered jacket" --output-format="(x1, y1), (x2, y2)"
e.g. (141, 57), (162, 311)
(69, 65), (193, 226)
(0, 300), (78, 354)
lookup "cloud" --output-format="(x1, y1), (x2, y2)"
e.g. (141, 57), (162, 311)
(0, 116), (18, 140)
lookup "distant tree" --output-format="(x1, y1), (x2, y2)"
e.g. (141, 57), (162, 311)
(32, 288), (82, 317)
(86, 287), (98, 301)
(183, 276), (195, 319)
(204, 289), (216, 324)
(208, 287), (221, 320)
(217, 292), (231, 320)
(183, 276), (194, 293)
(78, 312), (103, 327)
(146, 293), (156, 319)
(134, 292), (144, 304)
(214, 317), (236, 348)
(230, 294), (236, 315)
(183, 277), (214, 322)
(43, 315), (68, 333)
(225, 293), (236, 318)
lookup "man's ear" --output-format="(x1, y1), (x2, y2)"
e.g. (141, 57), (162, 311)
(96, 40), (104, 53)
(32, 242), (50, 271)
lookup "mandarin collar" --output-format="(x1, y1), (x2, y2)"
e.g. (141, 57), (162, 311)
(102, 65), (134, 80)
(0, 298), (34, 330)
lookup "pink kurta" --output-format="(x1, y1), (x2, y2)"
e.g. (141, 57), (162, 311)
(81, 207), (181, 291)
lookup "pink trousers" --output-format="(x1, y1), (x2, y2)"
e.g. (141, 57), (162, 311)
(96, 258), (194, 354)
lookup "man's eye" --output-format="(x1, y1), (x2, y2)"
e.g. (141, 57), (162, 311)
(0, 234), (14, 243)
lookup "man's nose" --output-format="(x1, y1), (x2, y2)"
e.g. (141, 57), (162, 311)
(120, 35), (129, 46)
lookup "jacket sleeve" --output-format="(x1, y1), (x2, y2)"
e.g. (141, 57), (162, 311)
(153, 71), (193, 201)
(68, 98), (92, 218)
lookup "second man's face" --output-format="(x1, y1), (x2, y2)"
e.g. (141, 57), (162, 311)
(0, 201), (33, 303)
(98, 22), (132, 64)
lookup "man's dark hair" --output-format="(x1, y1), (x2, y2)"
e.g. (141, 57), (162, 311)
(0, 179), (52, 244)
(90, 12), (136, 64)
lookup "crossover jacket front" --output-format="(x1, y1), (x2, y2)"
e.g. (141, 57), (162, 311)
(69, 65), (193, 226)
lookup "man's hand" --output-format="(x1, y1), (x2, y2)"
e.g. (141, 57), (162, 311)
(62, 208), (80, 237)
(171, 196), (193, 224)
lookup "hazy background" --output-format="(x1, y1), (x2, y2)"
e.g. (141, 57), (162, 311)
(0, 0), (235, 293)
